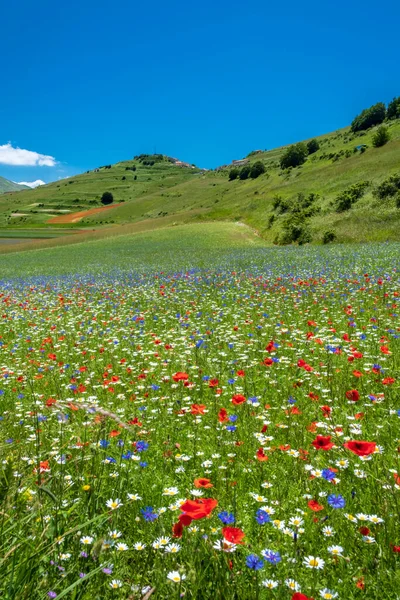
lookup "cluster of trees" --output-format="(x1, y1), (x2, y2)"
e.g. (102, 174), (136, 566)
(229, 161), (266, 181)
(279, 139), (320, 169)
(272, 192), (320, 245)
(134, 154), (164, 166)
(351, 96), (400, 132)
(374, 173), (400, 207)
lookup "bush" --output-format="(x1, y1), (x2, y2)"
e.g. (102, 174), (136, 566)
(101, 192), (114, 205)
(249, 161), (266, 179)
(387, 97), (400, 120)
(239, 165), (251, 180)
(307, 139), (320, 154)
(322, 230), (336, 244)
(374, 174), (400, 199)
(335, 181), (369, 212)
(351, 102), (386, 132)
(372, 125), (390, 148)
(395, 192), (400, 208)
(228, 168), (239, 181)
(280, 143), (308, 169)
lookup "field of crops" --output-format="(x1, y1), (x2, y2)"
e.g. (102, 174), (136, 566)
(0, 238), (399, 599)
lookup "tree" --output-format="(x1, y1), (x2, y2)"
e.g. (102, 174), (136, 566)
(249, 161), (266, 179)
(372, 125), (390, 148)
(387, 97), (400, 120)
(228, 168), (239, 181)
(101, 191), (114, 205)
(307, 139), (320, 154)
(280, 143), (308, 169)
(239, 165), (251, 180)
(350, 102), (386, 132)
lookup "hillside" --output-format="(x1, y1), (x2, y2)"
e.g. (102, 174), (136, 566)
(0, 176), (27, 193)
(1, 119), (400, 247)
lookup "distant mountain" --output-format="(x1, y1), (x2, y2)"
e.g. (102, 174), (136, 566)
(0, 176), (28, 193)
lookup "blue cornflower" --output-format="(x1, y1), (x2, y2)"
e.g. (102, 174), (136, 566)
(288, 396), (296, 404)
(5, 438), (13, 444)
(218, 511), (235, 525)
(327, 494), (346, 508)
(262, 549), (281, 564)
(136, 441), (149, 452)
(248, 396), (259, 404)
(226, 425), (236, 432)
(139, 461), (148, 468)
(151, 384), (160, 391)
(229, 415), (238, 422)
(228, 378), (235, 384)
(105, 456), (116, 464)
(140, 506), (158, 522)
(99, 439), (110, 448)
(246, 554), (264, 570)
(202, 375), (210, 381)
(255, 509), (271, 525)
(322, 469), (336, 481)
(117, 439), (124, 447)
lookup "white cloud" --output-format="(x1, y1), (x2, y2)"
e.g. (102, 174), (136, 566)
(0, 143), (56, 167)
(17, 180), (46, 188)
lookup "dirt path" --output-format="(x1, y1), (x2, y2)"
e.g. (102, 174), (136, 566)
(47, 203), (121, 224)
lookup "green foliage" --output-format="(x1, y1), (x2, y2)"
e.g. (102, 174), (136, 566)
(374, 173), (400, 199)
(372, 125), (391, 148)
(387, 97), (400, 120)
(101, 191), (114, 205)
(335, 181), (370, 212)
(351, 102), (386, 132)
(322, 230), (336, 244)
(307, 139), (320, 154)
(249, 161), (266, 179)
(239, 165), (251, 180)
(280, 142), (308, 169)
(228, 168), (239, 181)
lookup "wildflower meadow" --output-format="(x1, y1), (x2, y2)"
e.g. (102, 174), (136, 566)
(0, 242), (399, 599)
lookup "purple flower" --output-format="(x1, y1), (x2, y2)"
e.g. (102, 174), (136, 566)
(48, 593), (57, 599)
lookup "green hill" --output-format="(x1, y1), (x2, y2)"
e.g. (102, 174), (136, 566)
(0, 176), (28, 193)
(1, 118), (400, 246)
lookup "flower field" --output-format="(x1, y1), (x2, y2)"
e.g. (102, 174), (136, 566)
(0, 241), (399, 599)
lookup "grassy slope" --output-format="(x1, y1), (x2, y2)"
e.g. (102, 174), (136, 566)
(1, 120), (400, 246)
(0, 176), (27, 193)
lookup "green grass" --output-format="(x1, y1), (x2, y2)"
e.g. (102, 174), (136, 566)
(0, 176), (27, 193)
(0, 222), (264, 276)
(1, 120), (400, 245)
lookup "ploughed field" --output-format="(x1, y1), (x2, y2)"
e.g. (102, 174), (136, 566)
(0, 241), (399, 600)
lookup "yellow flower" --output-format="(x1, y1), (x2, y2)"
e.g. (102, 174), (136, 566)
(82, 484), (91, 491)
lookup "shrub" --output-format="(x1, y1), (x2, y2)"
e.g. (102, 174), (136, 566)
(335, 181), (369, 212)
(228, 168), (239, 181)
(374, 174), (400, 199)
(249, 161), (266, 179)
(387, 97), (400, 120)
(395, 192), (400, 208)
(239, 166), (251, 180)
(351, 102), (386, 132)
(280, 143), (308, 169)
(307, 139), (320, 154)
(322, 230), (336, 244)
(101, 192), (114, 205)
(372, 125), (391, 148)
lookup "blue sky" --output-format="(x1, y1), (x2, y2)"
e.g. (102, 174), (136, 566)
(1, 0), (399, 184)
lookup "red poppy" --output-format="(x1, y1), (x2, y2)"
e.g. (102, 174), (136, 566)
(359, 526), (370, 536)
(208, 378), (219, 387)
(236, 370), (245, 377)
(344, 440), (376, 456)
(392, 545), (400, 553)
(263, 357), (273, 366)
(194, 477), (213, 488)
(321, 405), (331, 417)
(191, 403), (206, 415)
(218, 408), (229, 423)
(172, 521), (183, 538)
(312, 435), (334, 450)
(346, 389), (360, 402)
(382, 377), (395, 385)
(256, 447), (269, 461)
(179, 498), (218, 522)
(222, 527), (245, 544)
(172, 372), (189, 382)
(231, 394), (246, 405)
(308, 499), (324, 512)
(292, 594), (314, 600)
